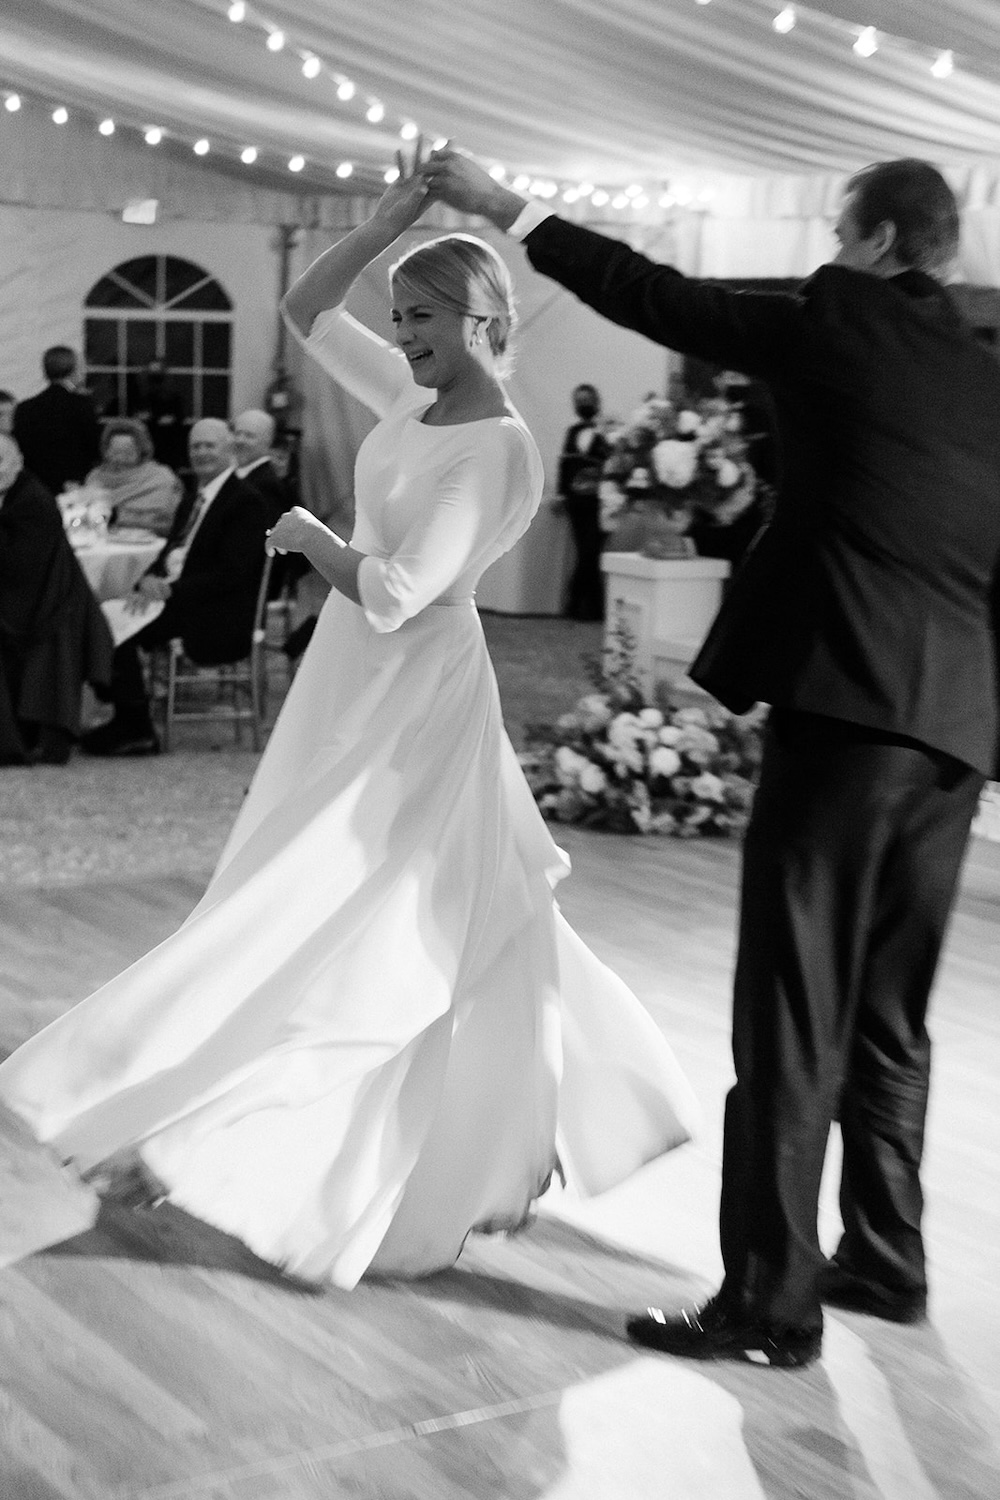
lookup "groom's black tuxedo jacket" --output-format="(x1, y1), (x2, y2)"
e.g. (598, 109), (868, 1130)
(145, 472), (267, 664)
(524, 217), (1000, 776)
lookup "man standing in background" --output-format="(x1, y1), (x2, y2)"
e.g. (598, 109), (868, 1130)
(14, 347), (101, 497)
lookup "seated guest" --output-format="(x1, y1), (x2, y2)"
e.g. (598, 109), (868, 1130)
(0, 390), (15, 435)
(85, 418), (183, 537)
(82, 419), (267, 757)
(0, 434), (113, 765)
(13, 346), (101, 496)
(231, 409), (289, 525)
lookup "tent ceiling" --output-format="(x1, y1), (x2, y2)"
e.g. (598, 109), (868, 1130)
(2, 0), (999, 197)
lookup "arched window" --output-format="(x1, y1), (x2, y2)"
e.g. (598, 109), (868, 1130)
(84, 256), (234, 427)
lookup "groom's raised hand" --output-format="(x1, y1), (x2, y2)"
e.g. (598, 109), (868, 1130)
(421, 146), (525, 231)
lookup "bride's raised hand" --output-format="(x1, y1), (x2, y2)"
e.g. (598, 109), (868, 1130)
(372, 138), (432, 233)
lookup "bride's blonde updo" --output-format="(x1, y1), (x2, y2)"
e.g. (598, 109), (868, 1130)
(390, 234), (517, 366)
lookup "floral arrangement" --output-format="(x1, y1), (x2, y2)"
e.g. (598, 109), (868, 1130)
(520, 619), (765, 837)
(58, 484), (111, 545)
(599, 390), (759, 554)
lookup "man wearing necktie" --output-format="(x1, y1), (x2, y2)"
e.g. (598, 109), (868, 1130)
(82, 419), (267, 756)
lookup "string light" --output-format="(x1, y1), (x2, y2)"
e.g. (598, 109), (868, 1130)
(144, 126), (163, 145)
(590, 190), (609, 207)
(489, 164), (506, 181)
(335, 161), (353, 178)
(772, 6), (796, 35)
(4, 94), (21, 112)
(853, 26), (878, 58)
(193, 137), (210, 155)
(240, 145), (257, 163)
(384, 166), (400, 183)
(336, 79), (355, 101)
(52, 106), (69, 124)
(400, 121), (419, 141)
(98, 117), (115, 135)
(365, 101), (385, 124)
(512, 174), (530, 192)
(301, 55), (321, 80)
(266, 29), (285, 53)
(288, 154), (305, 172)
(931, 49), (954, 79)
(227, 1), (245, 21)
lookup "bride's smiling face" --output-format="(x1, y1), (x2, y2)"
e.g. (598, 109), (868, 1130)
(390, 294), (481, 389)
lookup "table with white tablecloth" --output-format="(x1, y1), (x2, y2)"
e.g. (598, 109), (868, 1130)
(72, 535), (162, 603)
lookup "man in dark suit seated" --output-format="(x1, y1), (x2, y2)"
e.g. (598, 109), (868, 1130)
(13, 346), (102, 498)
(82, 419), (267, 756)
(427, 152), (1000, 1367)
(0, 434), (113, 764)
(231, 409), (289, 526)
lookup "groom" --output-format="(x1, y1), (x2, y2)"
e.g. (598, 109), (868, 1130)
(425, 150), (1000, 1366)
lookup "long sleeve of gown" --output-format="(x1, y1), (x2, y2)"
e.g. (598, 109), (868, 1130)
(285, 304), (414, 419)
(358, 425), (533, 634)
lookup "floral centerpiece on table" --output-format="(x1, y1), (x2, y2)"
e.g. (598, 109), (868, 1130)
(600, 390), (759, 558)
(58, 484), (111, 547)
(519, 618), (765, 836)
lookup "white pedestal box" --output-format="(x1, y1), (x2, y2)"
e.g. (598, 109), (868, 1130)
(600, 552), (731, 695)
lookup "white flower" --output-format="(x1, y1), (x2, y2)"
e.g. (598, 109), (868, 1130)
(607, 713), (644, 748)
(650, 746), (682, 778)
(638, 708), (664, 728)
(675, 409), (702, 435)
(691, 771), (726, 802)
(651, 439), (698, 489)
(579, 761), (608, 795)
(598, 479), (627, 530)
(714, 458), (742, 488)
(576, 692), (613, 730)
(675, 725), (720, 763)
(555, 745), (589, 784)
(658, 725), (682, 745)
(673, 706), (709, 728)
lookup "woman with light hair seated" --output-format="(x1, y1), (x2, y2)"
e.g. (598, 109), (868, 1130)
(86, 417), (182, 536)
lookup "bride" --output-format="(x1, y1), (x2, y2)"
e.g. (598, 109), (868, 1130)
(0, 161), (698, 1288)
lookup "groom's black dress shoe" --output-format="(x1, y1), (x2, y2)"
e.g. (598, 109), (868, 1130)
(626, 1296), (821, 1368)
(819, 1262), (927, 1324)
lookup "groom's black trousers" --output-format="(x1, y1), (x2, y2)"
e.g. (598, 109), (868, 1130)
(719, 708), (983, 1330)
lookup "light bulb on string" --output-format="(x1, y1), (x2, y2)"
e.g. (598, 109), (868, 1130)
(240, 146), (257, 164)
(336, 79), (355, 101)
(193, 138), (210, 155)
(366, 101), (385, 123)
(853, 26), (878, 58)
(488, 164), (506, 181)
(144, 126), (163, 145)
(302, 55), (322, 79)
(633, 194), (650, 210)
(624, 184), (642, 198)
(512, 174), (530, 192)
(562, 187), (579, 204)
(931, 49), (954, 79)
(384, 166), (400, 183)
(266, 30), (285, 53)
(658, 192), (675, 209)
(773, 5), (796, 34)
(335, 161), (353, 178)
(98, 117), (115, 136)
(611, 193), (629, 210)
(578, 182), (594, 197)
(4, 94), (21, 113)
(227, 1), (246, 21)
(52, 106), (69, 125)
(590, 189), (609, 207)
(288, 155), (305, 172)
(431, 137), (448, 151)
(400, 122), (419, 141)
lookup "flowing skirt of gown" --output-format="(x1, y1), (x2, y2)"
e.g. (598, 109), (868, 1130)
(0, 591), (700, 1287)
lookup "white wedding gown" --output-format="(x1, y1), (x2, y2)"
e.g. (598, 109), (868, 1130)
(0, 308), (699, 1288)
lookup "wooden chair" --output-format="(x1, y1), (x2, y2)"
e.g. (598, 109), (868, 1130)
(147, 555), (273, 752)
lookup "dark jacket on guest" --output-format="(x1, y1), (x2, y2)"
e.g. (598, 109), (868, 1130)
(239, 458), (290, 527)
(0, 470), (113, 760)
(145, 473), (268, 664)
(523, 216), (1000, 777)
(13, 384), (102, 497)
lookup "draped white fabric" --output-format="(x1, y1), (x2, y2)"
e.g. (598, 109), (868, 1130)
(3, 0), (1000, 208)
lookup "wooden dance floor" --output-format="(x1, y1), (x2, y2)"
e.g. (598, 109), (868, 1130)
(1, 831), (998, 1499)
